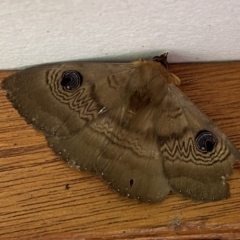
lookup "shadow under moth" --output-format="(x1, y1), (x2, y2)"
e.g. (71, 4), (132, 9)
(2, 53), (240, 203)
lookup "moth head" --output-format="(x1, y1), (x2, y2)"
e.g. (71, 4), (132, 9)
(61, 71), (83, 91)
(195, 130), (218, 153)
(152, 52), (169, 69)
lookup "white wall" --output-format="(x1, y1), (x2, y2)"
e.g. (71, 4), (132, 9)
(0, 0), (240, 69)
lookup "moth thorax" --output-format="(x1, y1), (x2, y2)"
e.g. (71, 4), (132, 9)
(146, 76), (168, 105)
(136, 61), (169, 105)
(128, 91), (151, 114)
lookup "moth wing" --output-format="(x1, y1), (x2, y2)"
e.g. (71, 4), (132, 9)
(2, 62), (135, 137)
(156, 84), (240, 201)
(3, 62), (171, 203)
(47, 98), (171, 203)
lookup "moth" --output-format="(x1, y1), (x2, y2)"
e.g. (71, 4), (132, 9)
(2, 53), (240, 203)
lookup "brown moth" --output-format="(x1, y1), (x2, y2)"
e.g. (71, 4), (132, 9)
(2, 53), (240, 203)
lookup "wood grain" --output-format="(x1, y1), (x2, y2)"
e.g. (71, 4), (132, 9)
(0, 62), (240, 239)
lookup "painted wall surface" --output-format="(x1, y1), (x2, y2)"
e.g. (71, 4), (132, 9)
(0, 0), (240, 69)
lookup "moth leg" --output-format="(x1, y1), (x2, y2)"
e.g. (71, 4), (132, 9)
(169, 73), (181, 86)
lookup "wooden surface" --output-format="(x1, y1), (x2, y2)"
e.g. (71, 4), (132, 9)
(0, 62), (240, 239)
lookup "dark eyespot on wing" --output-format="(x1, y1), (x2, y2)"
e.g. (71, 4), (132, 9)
(61, 71), (83, 91)
(195, 130), (217, 153)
